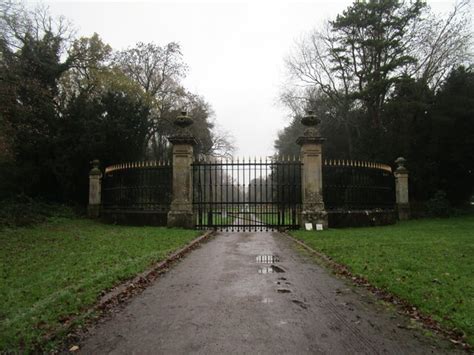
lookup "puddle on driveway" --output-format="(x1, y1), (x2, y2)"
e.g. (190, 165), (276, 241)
(256, 255), (279, 263)
(258, 265), (286, 274)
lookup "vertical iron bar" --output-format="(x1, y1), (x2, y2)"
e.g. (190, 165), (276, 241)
(214, 159), (217, 228)
(229, 159), (233, 232)
(209, 160), (213, 227)
(259, 157), (262, 231)
(231, 159), (234, 232)
(200, 164), (204, 228)
(250, 159), (253, 229)
(260, 156), (269, 231)
(199, 163), (202, 228)
(266, 157), (269, 231)
(291, 159), (294, 227)
(247, 157), (257, 231)
(220, 158), (223, 229)
(243, 157), (246, 231)
(283, 160), (286, 227)
(265, 158), (268, 231)
(238, 158), (241, 231)
(276, 159), (280, 228)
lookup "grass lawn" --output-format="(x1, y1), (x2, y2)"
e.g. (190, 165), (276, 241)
(291, 215), (474, 345)
(0, 218), (200, 352)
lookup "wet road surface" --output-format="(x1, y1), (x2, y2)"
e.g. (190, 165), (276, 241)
(79, 231), (457, 354)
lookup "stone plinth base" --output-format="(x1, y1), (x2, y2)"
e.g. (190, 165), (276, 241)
(87, 204), (100, 218)
(300, 210), (328, 230)
(397, 203), (410, 221)
(167, 211), (194, 229)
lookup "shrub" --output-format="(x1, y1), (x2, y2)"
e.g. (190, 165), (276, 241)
(0, 195), (77, 228)
(426, 190), (451, 217)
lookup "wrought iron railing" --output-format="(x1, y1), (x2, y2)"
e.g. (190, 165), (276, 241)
(192, 156), (302, 230)
(102, 161), (172, 212)
(101, 157), (395, 226)
(322, 159), (395, 210)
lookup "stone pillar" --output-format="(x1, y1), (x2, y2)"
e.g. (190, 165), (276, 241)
(167, 111), (197, 229)
(297, 111), (328, 229)
(394, 157), (410, 220)
(87, 159), (102, 218)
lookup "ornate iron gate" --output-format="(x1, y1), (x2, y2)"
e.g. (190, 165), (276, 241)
(192, 157), (302, 231)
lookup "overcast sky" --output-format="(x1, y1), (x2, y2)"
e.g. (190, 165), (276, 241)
(29, 0), (458, 157)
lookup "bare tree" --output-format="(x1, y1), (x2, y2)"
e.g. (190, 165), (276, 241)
(0, 0), (74, 53)
(284, 23), (358, 155)
(113, 41), (186, 105)
(405, 0), (473, 90)
(113, 42), (189, 157)
(206, 128), (236, 159)
(114, 42), (234, 159)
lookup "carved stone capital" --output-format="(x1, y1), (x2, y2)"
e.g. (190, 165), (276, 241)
(89, 159), (102, 177)
(395, 157), (408, 174)
(296, 135), (326, 146)
(168, 134), (198, 146)
(168, 111), (197, 146)
(297, 110), (325, 145)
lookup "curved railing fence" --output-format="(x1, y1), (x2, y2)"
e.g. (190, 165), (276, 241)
(100, 158), (396, 227)
(102, 161), (172, 225)
(322, 160), (395, 210)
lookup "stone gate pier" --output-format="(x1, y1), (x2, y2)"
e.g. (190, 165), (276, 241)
(167, 111), (197, 229)
(297, 111), (328, 229)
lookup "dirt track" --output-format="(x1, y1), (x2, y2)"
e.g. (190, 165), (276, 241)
(79, 231), (458, 354)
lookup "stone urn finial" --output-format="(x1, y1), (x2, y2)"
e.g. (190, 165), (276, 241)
(301, 110), (321, 137)
(168, 110), (197, 145)
(301, 110), (320, 126)
(174, 110), (193, 130)
(395, 157), (407, 173)
(89, 159), (102, 176)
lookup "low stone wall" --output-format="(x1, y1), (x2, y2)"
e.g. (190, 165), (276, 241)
(101, 210), (168, 226)
(327, 209), (396, 228)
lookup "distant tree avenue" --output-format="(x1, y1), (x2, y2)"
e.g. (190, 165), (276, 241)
(278, 0), (473, 208)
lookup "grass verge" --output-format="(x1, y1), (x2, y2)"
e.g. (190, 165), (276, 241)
(0, 218), (200, 352)
(291, 215), (474, 346)
(0, 196), (76, 228)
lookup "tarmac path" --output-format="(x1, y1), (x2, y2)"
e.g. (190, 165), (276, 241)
(79, 231), (457, 354)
